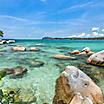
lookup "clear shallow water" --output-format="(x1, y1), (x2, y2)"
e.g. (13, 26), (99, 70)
(0, 40), (104, 104)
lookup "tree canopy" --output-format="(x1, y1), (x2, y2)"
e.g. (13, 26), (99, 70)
(0, 30), (4, 37)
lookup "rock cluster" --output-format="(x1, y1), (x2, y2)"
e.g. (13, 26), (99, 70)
(70, 47), (94, 55)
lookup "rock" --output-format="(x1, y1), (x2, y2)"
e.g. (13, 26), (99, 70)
(0, 40), (6, 45)
(6, 40), (15, 44)
(0, 70), (6, 80)
(6, 66), (27, 78)
(81, 47), (94, 55)
(70, 50), (80, 54)
(12, 46), (26, 51)
(53, 75), (74, 104)
(19, 58), (44, 67)
(53, 66), (103, 104)
(53, 54), (76, 60)
(77, 64), (104, 83)
(87, 50), (104, 66)
(29, 47), (40, 51)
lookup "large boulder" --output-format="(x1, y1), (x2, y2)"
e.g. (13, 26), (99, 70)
(12, 46), (26, 51)
(53, 54), (76, 60)
(53, 66), (103, 104)
(87, 50), (104, 66)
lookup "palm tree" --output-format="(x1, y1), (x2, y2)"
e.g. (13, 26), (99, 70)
(0, 30), (4, 37)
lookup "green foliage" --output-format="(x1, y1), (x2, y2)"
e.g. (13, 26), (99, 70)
(0, 30), (4, 37)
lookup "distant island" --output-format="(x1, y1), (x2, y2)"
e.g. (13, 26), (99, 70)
(42, 37), (104, 40)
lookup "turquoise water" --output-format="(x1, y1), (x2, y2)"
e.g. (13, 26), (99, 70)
(0, 40), (104, 104)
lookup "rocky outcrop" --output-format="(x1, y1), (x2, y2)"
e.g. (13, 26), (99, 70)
(53, 66), (103, 104)
(87, 50), (104, 66)
(12, 46), (26, 51)
(53, 54), (76, 60)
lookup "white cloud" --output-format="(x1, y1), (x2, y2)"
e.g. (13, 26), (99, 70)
(102, 29), (104, 32)
(92, 27), (99, 31)
(92, 31), (98, 36)
(99, 33), (104, 37)
(78, 32), (86, 37)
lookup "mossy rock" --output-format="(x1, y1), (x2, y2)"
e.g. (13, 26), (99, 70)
(2, 88), (21, 103)
(77, 64), (104, 83)
(0, 70), (6, 80)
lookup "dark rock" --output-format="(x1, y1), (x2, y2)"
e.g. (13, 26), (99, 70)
(6, 66), (27, 78)
(19, 58), (44, 67)
(0, 70), (6, 80)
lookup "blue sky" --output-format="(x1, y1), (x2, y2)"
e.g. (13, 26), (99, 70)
(0, 0), (104, 39)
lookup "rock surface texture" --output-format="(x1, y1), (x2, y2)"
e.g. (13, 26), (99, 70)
(87, 50), (104, 66)
(53, 66), (103, 104)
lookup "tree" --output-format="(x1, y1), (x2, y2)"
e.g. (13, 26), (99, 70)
(0, 30), (4, 37)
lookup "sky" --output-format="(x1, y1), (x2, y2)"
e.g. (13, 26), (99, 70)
(0, 0), (104, 39)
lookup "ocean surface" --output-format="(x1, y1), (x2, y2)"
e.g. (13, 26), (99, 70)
(0, 40), (104, 104)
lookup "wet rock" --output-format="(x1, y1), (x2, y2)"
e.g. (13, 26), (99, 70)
(53, 66), (103, 104)
(87, 50), (104, 66)
(81, 47), (94, 55)
(53, 54), (76, 60)
(6, 40), (15, 44)
(70, 47), (94, 56)
(77, 64), (104, 83)
(12, 46), (26, 51)
(6, 66), (27, 78)
(0, 40), (6, 45)
(70, 50), (80, 55)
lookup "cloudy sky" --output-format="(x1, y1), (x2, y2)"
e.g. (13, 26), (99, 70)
(0, 0), (104, 39)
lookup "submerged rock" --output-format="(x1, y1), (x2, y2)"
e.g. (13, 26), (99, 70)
(12, 46), (26, 51)
(53, 54), (76, 60)
(87, 50), (104, 66)
(77, 64), (104, 83)
(6, 66), (27, 78)
(0, 70), (6, 80)
(19, 58), (44, 67)
(53, 66), (103, 104)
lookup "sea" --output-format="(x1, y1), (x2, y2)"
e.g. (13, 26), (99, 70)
(0, 39), (104, 104)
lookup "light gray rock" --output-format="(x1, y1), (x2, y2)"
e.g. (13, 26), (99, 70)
(53, 66), (103, 104)
(87, 50), (104, 66)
